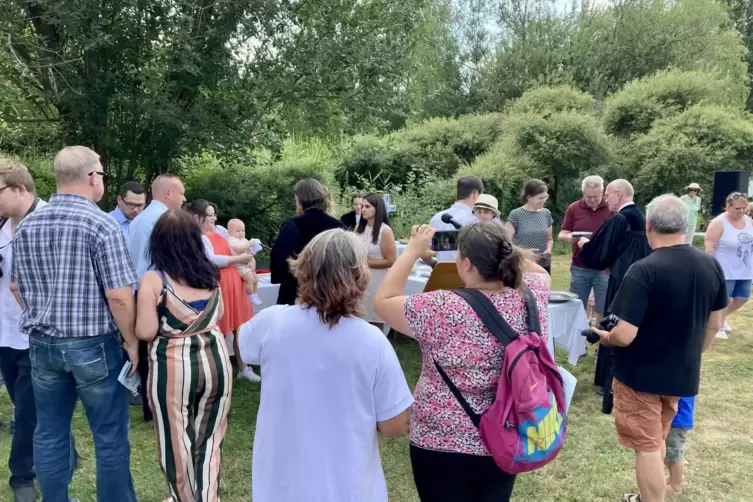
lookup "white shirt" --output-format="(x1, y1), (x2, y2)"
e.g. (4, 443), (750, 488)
(0, 200), (48, 349)
(429, 202), (478, 261)
(239, 305), (414, 502)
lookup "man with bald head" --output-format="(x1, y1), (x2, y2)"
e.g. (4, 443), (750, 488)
(10, 146), (139, 501)
(127, 173), (185, 421)
(577, 179), (651, 408)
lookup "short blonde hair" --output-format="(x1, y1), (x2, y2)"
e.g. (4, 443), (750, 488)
(289, 229), (369, 327)
(54, 146), (101, 185)
(0, 158), (35, 193)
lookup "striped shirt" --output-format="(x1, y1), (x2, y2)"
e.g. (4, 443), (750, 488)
(11, 194), (138, 338)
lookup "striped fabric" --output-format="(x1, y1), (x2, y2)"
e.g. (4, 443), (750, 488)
(147, 280), (232, 502)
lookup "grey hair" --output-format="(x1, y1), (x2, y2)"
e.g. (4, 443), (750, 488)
(581, 175), (604, 191)
(646, 194), (688, 235)
(54, 146), (101, 185)
(608, 179), (634, 200)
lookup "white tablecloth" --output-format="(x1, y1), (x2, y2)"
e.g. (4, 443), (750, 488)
(548, 300), (590, 366)
(257, 272), (589, 366)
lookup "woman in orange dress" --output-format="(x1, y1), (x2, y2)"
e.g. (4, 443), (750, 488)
(186, 199), (260, 382)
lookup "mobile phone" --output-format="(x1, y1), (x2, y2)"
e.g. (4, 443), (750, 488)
(431, 230), (459, 252)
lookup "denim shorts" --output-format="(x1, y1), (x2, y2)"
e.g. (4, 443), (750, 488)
(665, 427), (689, 462)
(726, 279), (752, 300)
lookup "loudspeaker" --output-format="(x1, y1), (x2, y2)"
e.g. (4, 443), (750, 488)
(712, 171), (750, 216)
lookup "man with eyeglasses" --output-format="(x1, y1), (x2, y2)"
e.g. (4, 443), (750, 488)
(0, 159), (48, 502)
(10, 146), (139, 502)
(108, 181), (146, 240)
(127, 173), (186, 422)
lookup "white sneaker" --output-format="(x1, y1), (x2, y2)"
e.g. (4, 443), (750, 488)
(237, 368), (261, 383)
(715, 329), (729, 340)
(249, 294), (263, 306)
(723, 320), (732, 332)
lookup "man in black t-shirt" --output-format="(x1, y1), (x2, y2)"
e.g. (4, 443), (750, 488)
(591, 194), (728, 502)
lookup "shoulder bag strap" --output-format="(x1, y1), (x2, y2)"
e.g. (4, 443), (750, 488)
(431, 288), (524, 429)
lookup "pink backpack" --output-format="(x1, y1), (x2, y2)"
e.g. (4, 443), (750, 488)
(433, 287), (567, 474)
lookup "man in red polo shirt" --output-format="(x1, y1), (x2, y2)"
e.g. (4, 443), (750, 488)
(558, 175), (613, 322)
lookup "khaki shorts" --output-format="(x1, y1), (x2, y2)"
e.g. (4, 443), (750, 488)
(613, 379), (680, 452)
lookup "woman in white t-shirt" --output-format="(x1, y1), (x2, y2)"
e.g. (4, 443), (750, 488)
(238, 229), (413, 502)
(704, 191), (753, 339)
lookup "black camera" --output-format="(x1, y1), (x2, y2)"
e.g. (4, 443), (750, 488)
(580, 314), (619, 344)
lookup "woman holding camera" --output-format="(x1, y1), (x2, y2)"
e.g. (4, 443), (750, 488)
(374, 222), (550, 501)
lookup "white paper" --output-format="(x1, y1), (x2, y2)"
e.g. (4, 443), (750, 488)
(118, 361), (141, 394)
(558, 365), (577, 413)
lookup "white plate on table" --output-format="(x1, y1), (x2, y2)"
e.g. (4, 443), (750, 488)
(549, 291), (579, 303)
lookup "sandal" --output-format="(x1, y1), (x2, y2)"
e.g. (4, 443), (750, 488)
(622, 495), (641, 502)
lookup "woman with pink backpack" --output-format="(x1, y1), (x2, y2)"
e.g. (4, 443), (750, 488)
(376, 222), (566, 501)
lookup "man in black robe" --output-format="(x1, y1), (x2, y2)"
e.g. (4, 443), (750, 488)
(578, 179), (651, 412)
(270, 178), (345, 305)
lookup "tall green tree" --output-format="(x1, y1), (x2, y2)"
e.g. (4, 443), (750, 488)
(0, 0), (426, 202)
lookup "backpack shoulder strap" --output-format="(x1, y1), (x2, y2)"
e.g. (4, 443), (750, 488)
(520, 284), (542, 336)
(454, 288), (519, 346)
(432, 358), (481, 428)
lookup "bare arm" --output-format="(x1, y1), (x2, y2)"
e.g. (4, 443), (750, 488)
(377, 409), (410, 437)
(504, 221), (516, 240)
(703, 310), (723, 352)
(375, 225), (435, 336)
(369, 227), (397, 269)
(9, 282), (23, 309)
(106, 286), (138, 346)
(557, 229), (575, 244)
(230, 238), (253, 254)
(592, 319), (638, 347)
(704, 219), (723, 255)
(135, 273), (161, 342)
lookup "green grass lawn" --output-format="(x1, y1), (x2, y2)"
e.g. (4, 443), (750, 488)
(0, 255), (751, 501)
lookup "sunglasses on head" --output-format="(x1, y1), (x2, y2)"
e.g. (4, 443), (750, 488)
(729, 192), (748, 200)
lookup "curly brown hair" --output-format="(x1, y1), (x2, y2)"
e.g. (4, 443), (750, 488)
(289, 229), (370, 327)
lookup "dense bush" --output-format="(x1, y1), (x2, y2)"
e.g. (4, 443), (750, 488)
(493, 111), (613, 218)
(602, 69), (742, 137)
(632, 106), (753, 206)
(506, 86), (597, 116)
(335, 113), (503, 189)
(181, 140), (337, 245)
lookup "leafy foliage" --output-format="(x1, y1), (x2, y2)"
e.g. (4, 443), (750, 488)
(633, 106), (753, 205)
(602, 69), (744, 137)
(506, 85), (597, 116)
(181, 140), (337, 244)
(335, 113), (503, 189)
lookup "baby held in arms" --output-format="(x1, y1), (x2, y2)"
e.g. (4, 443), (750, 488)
(227, 218), (263, 306)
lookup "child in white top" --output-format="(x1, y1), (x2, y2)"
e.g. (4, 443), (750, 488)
(227, 218), (263, 306)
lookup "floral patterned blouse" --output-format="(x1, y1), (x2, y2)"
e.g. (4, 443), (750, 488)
(404, 273), (549, 456)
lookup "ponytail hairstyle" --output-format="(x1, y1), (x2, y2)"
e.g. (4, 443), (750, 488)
(457, 222), (524, 289)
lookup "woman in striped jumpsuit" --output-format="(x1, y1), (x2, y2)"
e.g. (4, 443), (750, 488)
(136, 209), (232, 502)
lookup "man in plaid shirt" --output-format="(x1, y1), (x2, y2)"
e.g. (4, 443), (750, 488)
(10, 146), (139, 502)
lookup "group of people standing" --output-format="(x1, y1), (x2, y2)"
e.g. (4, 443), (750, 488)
(0, 146), (266, 502)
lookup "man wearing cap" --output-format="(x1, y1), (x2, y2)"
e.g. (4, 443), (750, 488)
(681, 183), (702, 245)
(473, 194), (502, 223)
(558, 175), (613, 322)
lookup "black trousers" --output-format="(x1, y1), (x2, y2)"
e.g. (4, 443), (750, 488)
(410, 444), (516, 502)
(137, 340), (152, 421)
(0, 347), (36, 489)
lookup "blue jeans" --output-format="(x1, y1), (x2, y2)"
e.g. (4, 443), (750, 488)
(569, 265), (609, 314)
(29, 331), (136, 502)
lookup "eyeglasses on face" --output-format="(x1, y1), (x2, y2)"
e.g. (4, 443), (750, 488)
(88, 171), (108, 183)
(123, 201), (145, 210)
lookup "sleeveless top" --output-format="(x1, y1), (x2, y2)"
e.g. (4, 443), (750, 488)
(155, 271), (223, 338)
(358, 224), (388, 262)
(714, 214), (753, 280)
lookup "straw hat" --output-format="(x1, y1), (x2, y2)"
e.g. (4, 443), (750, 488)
(474, 194), (500, 215)
(684, 183), (702, 192)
